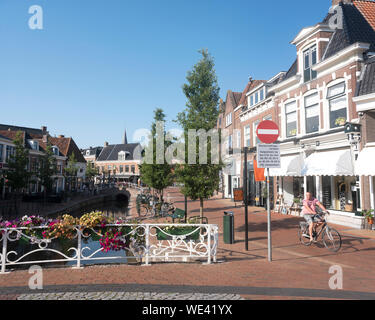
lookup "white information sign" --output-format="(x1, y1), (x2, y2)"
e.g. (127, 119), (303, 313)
(257, 144), (281, 169)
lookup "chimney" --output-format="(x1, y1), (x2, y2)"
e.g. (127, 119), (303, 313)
(58, 135), (65, 138)
(104, 142), (109, 147)
(332, 0), (352, 6)
(41, 126), (47, 133)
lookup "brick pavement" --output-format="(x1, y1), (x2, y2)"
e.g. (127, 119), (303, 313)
(1, 187), (375, 300)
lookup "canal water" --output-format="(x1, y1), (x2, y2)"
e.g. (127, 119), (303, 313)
(7, 198), (138, 270)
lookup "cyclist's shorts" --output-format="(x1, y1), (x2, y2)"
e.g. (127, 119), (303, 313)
(303, 214), (323, 224)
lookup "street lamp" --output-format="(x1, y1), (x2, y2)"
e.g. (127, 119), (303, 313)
(345, 122), (362, 153)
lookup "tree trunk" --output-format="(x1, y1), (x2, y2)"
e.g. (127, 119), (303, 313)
(200, 198), (204, 219)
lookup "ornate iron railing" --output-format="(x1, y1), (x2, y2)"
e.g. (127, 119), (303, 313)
(0, 223), (218, 274)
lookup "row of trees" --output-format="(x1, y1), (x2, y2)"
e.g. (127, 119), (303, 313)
(140, 49), (223, 219)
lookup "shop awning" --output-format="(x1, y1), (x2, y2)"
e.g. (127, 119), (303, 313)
(302, 149), (354, 176)
(355, 147), (375, 176)
(269, 154), (303, 177)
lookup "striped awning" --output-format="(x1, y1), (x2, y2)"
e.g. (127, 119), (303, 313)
(269, 154), (303, 177)
(355, 147), (375, 176)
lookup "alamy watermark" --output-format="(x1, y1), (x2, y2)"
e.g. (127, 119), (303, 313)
(329, 265), (343, 290)
(28, 265), (43, 290)
(28, 5), (43, 30)
(133, 121), (239, 175)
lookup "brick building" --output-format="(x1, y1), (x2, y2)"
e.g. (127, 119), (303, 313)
(217, 0), (375, 228)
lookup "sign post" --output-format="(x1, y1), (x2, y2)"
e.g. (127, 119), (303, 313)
(256, 121), (281, 262)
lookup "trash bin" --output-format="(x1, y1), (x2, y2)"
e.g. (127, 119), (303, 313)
(223, 211), (235, 244)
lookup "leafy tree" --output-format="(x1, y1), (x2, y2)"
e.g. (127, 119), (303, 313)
(175, 49), (222, 218)
(38, 143), (58, 197)
(86, 161), (99, 188)
(64, 153), (78, 191)
(139, 108), (174, 202)
(6, 131), (31, 194)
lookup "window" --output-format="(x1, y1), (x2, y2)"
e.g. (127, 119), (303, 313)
(218, 117), (222, 127)
(125, 165), (129, 173)
(120, 165), (124, 173)
(118, 151), (126, 161)
(254, 92), (259, 104)
(52, 146), (59, 156)
(305, 93), (320, 134)
(86, 150), (90, 156)
(0, 144), (3, 162)
(5, 146), (14, 162)
(327, 82), (347, 128)
(226, 113), (232, 127)
(244, 126), (251, 147)
(285, 101), (297, 137)
(108, 165), (112, 171)
(263, 114), (272, 121)
(253, 120), (260, 145)
(29, 140), (39, 151)
(236, 131), (241, 148)
(250, 95), (254, 106)
(131, 165), (135, 174)
(260, 88), (264, 101)
(227, 135), (233, 152)
(303, 45), (317, 82)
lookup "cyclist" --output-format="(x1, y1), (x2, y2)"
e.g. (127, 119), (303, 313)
(302, 192), (329, 243)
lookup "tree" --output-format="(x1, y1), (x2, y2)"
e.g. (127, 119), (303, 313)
(38, 143), (57, 198)
(6, 131), (31, 194)
(175, 49), (222, 219)
(86, 161), (99, 189)
(139, 108), (174, 202)
(64, 153), (78, 191)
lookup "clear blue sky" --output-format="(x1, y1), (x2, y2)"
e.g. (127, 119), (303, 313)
(0, 0), (332, 148)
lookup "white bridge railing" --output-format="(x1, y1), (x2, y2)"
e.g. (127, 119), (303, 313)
(0, 223), (218, 274)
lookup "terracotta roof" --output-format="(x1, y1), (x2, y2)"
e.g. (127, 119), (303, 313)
(0, 130), (26, 144)
(354, 0), (375, 31)
(43, 137), (86, 163)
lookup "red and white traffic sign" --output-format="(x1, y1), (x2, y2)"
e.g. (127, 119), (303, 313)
(256, 120), (280, 144)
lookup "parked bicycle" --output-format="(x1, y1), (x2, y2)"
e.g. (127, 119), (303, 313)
(298, 210), (342, 252)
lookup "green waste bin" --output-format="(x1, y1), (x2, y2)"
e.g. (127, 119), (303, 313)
(223, 211), (235, 244)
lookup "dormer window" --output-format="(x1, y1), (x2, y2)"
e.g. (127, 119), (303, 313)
(303, 45), (317, 82)
(52, 146), (59, 156)
(86, 150), (90, 156)
(118, 151), (126, 161)
(29, 140), (39, 151)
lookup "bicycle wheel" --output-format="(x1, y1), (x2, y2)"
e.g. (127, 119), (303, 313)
(138, 205), (149, 217)
(322, 227), (342, 252)
(298, 226), (312, 246)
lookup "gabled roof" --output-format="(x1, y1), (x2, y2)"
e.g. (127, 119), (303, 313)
(97, 143), (142, 162)
(42, 137), (86, 163)
(356, 55), (375, 96)
(0, 124), (45, 138)
(238, 80), (266, 107)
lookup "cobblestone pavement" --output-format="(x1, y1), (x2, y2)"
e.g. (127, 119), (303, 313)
(17, 292), (244, 300)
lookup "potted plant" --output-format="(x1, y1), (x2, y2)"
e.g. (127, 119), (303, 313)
(362, 209), (374, 226)
(335, 117), (346, 127)
(289, 129), (297, 136)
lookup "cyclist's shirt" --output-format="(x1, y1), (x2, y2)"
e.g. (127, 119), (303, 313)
(302, 198), (319, 215)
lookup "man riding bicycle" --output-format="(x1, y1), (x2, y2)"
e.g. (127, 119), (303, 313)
(302, 192), (329, 243)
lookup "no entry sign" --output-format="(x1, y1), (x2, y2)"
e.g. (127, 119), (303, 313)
(256, 120), (280, 144)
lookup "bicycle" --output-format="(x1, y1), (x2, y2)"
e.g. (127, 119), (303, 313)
(298, 210), (342, 252)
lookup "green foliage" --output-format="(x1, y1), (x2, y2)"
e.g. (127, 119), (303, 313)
(38, 143), (58, 195)
(139, 108), (174, 200)
(6, 131), (31, 192)
(175, 49), (222, 217)
(64, 153), (78, 190)
(86, 161), (99, 185)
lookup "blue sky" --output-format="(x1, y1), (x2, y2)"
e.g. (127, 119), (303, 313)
(0, 0), (332, 148)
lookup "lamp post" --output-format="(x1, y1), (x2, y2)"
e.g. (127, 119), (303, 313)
(243, 147), (249, 251)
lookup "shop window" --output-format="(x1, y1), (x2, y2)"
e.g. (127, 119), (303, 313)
(0, 144), (3, 162)
(305, 93), (319, 134)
